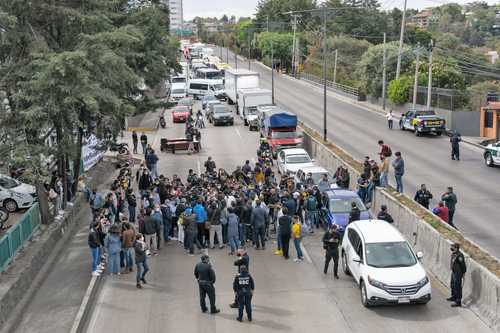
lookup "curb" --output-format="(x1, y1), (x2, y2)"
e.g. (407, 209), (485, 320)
(69, 273), (104, 333)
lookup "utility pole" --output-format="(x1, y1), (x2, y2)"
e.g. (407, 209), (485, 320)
(248, 30), (251, 70)
(333, 49), (338, 84)
(322, 8), (328, 142)
(382, 32), (387, 110)
(234, 48), (238, 69)
(226, 42), (229, 64)
(395, 0), (407, 80)
(271, 40), (275, 104)
(426, 40), (434, 109)
(291, 14), (299, 77)
(412, 44), (420, 109)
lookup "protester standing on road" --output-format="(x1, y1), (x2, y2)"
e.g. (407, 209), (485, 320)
(140, 132), (148, 155)
(414, 184), (433, 209)
(193, 198), (208, 247)
(141, 208), (158, 255)
(323, 224), (340, 279)
(204, 156), (216, 174)
(378, 140), (392, 160)
(251, 200), (267, 250)
(88, 222), (103, 276)
(392, 152), (405, 193)
(146, 149), (159, 179)
(442, 187), (458, 228)
(227, 207), (240, 255)
(185, 207), (202, 256)
(132, 131), (138, 154)
(292, 216), (304, 262)
(386, 110), (394, 129)
(233, 265), (254, 322)
(134, 234), (149, 288)
(126, 189), (137, 223)
(447, 243), (466, 307)
(104, 224), (122, 275)
(450, 131), (462, 161)
(208, 201), (224, 249)
(377, 205), (394, 223)
(278, 209), (292, 259)
(194, 254), (220, 314)
(121, 222), (135, 273)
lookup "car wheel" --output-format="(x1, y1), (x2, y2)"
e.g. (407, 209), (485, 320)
(436, 131), (442, 136)
(342, 252), (351, 276)
(360, 281), (371, 307)
(244, 119), (248, 126)
(485, 153), (494, 167)
(3, 199), (18, 213)
(230, 121), (234, 126)
(414, 129), (420, 137)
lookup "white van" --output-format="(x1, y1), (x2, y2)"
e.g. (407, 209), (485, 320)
(188, 79), (225, 99)
(170, 82), (187, 100)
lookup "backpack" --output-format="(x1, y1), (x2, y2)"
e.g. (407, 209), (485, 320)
(384, 145), (392, 157)
(306, 196), (317, 211)
(161, 205), (172, 220)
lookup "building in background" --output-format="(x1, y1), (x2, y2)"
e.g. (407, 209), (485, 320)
(409, 9), (435, 29)
(166, 0), (183, 33)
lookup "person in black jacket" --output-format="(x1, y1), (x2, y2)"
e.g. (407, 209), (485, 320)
(376, 205), (394, 223)
(322, 224), (340, 279)
(233, 265), (254, 322)
(230, 248), (250, 309)
(348, 202), (361, 224)
(88, 223), (102, 276)
(414, 184), (433, 209)
(447, 243), (467, 307)
(127, 190), (137, 223)
(194, 254), (220, 314)
(134, 234), (149, 289)
(278, 209), (292, 259)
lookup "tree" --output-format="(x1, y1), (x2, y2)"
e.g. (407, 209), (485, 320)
(388, 75), (414, 105)
(467, 80), (500, 111)
(255, 0), (317, 27)
(256, 32), (294, 69)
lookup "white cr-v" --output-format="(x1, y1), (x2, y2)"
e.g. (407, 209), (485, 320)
(341, 220), (431, 307)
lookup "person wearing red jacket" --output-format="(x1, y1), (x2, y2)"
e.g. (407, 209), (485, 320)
(432, 201), (449, 223)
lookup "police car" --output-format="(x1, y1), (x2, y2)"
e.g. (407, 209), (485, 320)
(399, 109), (446, 136)
(484, 141), (500, 167)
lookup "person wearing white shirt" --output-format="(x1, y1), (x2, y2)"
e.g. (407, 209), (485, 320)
(386, 110), (394, 129)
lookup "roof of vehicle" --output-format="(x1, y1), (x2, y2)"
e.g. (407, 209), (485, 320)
(237, 88), (272, 96)
(281, 148), (309, 156)
(324, 188), (360, 199)
(225, 68), (259, 76)
(189, 79), (215, 84)
(196, 68), (220, 73)
(350, 220), (404, 243)
(300, 165), (329, 174)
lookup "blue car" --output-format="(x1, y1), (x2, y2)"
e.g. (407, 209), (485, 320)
(319, 189), (371, 234)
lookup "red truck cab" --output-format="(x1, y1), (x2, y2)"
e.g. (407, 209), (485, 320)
(260, 110), (303, 158)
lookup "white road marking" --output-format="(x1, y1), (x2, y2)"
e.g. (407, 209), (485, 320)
(300, 242), (313, 263)
(235, 128), (242, 139)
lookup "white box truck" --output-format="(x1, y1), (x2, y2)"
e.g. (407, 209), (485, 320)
(237, 88), (273, 130)
(225, 69), (260, 109)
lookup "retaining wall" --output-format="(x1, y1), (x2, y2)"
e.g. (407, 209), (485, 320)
(300, 125), (500, 332)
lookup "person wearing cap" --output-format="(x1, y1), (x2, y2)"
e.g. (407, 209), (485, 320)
(322, 224), (340, 279)
(233, 265), (254, 322)
(448, 243), (466, 307)
(414, 184), (433, 209)
(230, 248), (251, 308)
(376, 205), (394, 223)
(441, 187), (458, 229)
(194, 254), (220, 314)
(348, 202), (361, 224)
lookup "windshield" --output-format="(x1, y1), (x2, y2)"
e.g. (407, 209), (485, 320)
(172, 89), (185, 94)
(365, 242), (417, 268)
(285, 154), (311, 164)
(329, 197), (366, 213)
(212, 84), (224, 90)
(206, 72), (221, 80)
(0, 176), (20, 189)
(179, 99), (193, 106)
(247, 107), (258, 115)
(172, 77), (185, 83)
(310, 173), (330, 184)
(174, 108), (188, 113)
(271, 131), (297, 139)
(214, 108), (228, 114)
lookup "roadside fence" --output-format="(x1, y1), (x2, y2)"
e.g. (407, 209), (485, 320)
(0, 203), (41, 272)
(298, 72), (362, 100)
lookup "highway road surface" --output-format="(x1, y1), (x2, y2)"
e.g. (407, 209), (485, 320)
(85, 102), (493, 333)
(218, 47), (500, 258)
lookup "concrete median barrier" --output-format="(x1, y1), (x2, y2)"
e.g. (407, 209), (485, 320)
(299, 122), (500, 332)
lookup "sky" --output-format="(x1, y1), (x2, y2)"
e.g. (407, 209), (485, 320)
(182, 0), (500, 20)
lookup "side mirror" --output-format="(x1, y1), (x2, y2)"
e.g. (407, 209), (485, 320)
(416, 251), (424, 260)
(352, 254), (361, 263)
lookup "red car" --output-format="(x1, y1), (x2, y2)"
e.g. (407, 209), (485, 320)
(172, 106), (190, 123)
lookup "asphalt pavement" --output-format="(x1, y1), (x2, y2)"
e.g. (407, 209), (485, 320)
(85, 102), (493, 333)
(219, 47), (500, 258)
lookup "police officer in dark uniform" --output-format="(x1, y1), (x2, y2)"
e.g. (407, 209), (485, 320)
(447, 243), (467, 307)
(194, 254), (220, 314)
(450, 131), (461, 161)
(322, 224), (340, 279)
(233, 265), (254, 322)
(230, 248), (250, 308)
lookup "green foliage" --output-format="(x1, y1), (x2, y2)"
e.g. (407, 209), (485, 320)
(405, 26), (433, 46)
(388, 76), (413, 105)
(256, 32), (294, 65)
(467, 80), (500, 111)
(255, 0), (317, 27)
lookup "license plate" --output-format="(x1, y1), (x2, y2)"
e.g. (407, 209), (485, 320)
(430, 128), (436, 131)
(398, 297), (410, 304)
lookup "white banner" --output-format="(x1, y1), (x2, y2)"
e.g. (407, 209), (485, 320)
(82, 134), (105, 172)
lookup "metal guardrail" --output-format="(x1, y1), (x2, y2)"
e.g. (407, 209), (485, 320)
(0, 203), (41, 272)
(299, 72), (360, 99)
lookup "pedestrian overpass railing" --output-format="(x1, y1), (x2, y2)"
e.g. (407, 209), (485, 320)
(298, 72), (361, 100)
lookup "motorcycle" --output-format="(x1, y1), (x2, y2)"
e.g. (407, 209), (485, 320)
(0, 207), (9, 230)
(159, 116), (166, 129)
(109, 142), (129, 155)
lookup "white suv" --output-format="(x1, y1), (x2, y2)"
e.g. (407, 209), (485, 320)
(341, 220), (431, 307)
(277, 148), (314, 175)
(0, 174), (37, 212)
